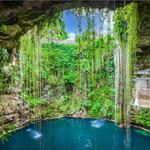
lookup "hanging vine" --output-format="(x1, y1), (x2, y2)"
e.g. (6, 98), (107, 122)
(113, 2), (138, 125)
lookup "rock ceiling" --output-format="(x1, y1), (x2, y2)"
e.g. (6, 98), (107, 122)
(0, 0), (149, 49)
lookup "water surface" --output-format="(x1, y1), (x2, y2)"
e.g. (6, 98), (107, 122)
(0, 118), (150, 150)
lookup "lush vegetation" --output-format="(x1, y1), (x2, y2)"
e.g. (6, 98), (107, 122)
(131, 108), (150, 129)
(17, 8), (116, 121)
(0, 2), (150, 141)
(19, 36), (115, 120)
(0, 48), (9, 94)
(113, 2), (138, 125)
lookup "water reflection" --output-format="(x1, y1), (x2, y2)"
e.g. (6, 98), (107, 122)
(91, 120), (104, 128)
(26, 128), (42, 140)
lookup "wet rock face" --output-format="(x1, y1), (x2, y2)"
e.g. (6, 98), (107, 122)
(136, 2), (150, 70)
(41, 84), (66, 101)
(133, 69), (150, 108)
(0, 94), (29, 127)
(134, 2), (150, 109)
(138, 2), (150, 38)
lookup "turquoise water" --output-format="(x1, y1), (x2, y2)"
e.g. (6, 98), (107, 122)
(0, 118), (150, 150)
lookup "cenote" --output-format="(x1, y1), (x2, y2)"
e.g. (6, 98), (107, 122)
(0, 1), (150, 150)
(0, 118), (150, 150)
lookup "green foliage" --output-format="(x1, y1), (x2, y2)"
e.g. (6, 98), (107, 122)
(18, 8), (115, 124)
(132, 108), (150, 128)
(42, 12), (68, 40)
(86, 85), (115, 119)
(113, 2), (138, 124)
(41, 42), (77, 92)
(41, 43), (76, 81)
(0, 48), (9, 94)
(114, 2), (138, 76)
(1, 5), (149, 141)
(19, 12), (115, 121)
(0, 48), (8, 67)
(0, 123), (16, 142)
(20, 26), (40, 97)
(22, 93), (46, 108)
(73, 21), (115, 118)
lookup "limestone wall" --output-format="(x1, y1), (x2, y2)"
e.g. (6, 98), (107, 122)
(0, 94), (29, 134)
(133, 70), (150, 108)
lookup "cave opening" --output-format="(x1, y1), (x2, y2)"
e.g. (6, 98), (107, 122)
(0, 1), (150, 150)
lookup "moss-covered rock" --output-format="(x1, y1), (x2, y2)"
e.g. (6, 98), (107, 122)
(0, 1), (146, 49)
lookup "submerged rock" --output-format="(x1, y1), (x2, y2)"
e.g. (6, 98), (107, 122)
(84, 139), (92, 148)
(134, 129), (150, 136)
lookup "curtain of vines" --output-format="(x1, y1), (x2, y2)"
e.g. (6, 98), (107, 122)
(113, 2), (138, 126)
(74, 8), (115, 118)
